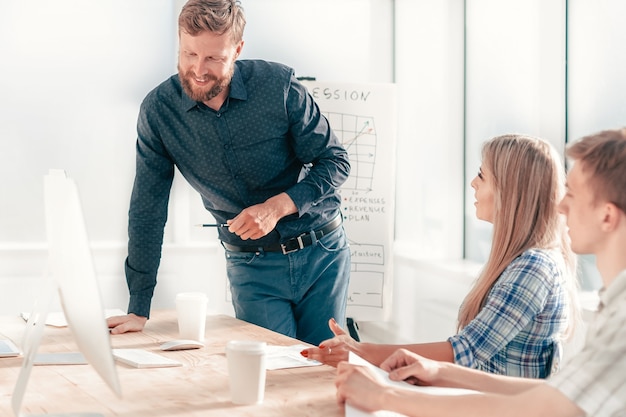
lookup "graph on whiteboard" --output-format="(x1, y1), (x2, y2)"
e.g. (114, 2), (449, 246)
(304, 81), (397, 321)
(326, 113), (377, 192)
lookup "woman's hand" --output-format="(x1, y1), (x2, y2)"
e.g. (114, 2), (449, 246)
(381, 348), (442, 386)
(300, 318), (359, 367)
(335, 362), (389, 412)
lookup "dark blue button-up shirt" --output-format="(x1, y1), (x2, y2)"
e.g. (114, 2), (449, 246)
(125, 59), (350, 317)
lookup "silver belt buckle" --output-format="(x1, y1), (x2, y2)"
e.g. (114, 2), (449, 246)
(281, 235), (305, 255)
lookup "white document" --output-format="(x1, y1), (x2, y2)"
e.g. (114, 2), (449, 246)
(345, 352), (479, 417)
(0, 339), (21, 357)
(265, 344), (322, 370)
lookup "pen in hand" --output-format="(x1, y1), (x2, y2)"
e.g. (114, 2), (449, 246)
(195, 223), (228, 228)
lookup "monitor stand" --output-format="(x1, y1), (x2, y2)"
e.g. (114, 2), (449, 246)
(11, 279), (105, 417)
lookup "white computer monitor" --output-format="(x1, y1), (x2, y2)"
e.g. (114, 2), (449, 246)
(12, 169), (121, 416)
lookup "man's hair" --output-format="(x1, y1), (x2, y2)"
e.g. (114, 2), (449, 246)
(566, 128), (626, 215)
(458, 134), (577, 334)
(179, 0), (246, 43)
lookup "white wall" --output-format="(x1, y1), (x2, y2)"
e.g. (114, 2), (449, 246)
(237, 0), (393, 83)
(464, 0), (566, 262)
(393, 0), (465, 259)
(0, 0), (178, 314)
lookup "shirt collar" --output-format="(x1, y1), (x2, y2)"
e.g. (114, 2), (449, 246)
(229, 63), (247, 101)
(598, 269), (626, 310)
(180, 63), (248, 112)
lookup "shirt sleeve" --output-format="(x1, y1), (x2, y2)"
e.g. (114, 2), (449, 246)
(125, 95), (176, 318)
(448, 254), (553, 369)
(547, 289), (626, 417)
(281, 74), (351, 215)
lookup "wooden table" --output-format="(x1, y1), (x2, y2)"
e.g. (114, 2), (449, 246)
(0, 311), (343, 416)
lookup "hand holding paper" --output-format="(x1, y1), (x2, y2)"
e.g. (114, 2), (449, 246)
(340, 352), (479, 417)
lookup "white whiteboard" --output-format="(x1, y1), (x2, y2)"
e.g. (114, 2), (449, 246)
(302, 81), (397, 321)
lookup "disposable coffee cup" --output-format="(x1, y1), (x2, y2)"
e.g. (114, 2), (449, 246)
(226, 340), (267, 405)
(175, 292), (208, 342)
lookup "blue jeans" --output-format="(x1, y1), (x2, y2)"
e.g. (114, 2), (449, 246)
(224, 226), (351, 346)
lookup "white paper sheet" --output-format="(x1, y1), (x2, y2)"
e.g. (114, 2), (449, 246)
(345, 352), (479, 417)
(265, 344), (323, 370)
(0, 339), (21, 357)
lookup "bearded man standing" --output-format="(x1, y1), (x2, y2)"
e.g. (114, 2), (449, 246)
(107, 0), (351, 346)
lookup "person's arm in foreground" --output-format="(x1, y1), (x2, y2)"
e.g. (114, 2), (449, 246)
(301, 318), (454, 367)
(335, 349), (584, 417)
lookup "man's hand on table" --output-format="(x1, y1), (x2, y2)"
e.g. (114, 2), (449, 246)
(107, 313), (147, 334)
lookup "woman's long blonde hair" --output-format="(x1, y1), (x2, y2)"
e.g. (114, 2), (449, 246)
(457, 134), (578, 336)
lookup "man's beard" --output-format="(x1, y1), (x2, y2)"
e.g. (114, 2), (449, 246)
(179, 64), (234, 103)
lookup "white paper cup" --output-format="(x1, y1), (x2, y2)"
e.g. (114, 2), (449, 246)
(175, 292), (208, 342)
(226, 340), (267, 405)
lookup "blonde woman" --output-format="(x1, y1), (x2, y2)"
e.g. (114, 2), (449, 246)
(303, 134), (579, 378)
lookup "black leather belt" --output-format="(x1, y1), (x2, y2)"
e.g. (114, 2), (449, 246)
(221, 214), (343, 255)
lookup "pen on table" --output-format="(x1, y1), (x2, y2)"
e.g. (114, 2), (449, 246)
(195, 223), (229, 228)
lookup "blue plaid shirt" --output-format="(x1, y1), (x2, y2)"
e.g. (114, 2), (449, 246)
(448, 248), (570, 378)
